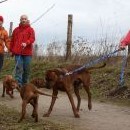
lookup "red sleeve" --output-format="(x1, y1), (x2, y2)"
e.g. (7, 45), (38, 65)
(120, 31), (130, 46)
(26, 28), (35, 45)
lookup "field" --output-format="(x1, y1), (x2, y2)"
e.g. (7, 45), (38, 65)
(0, 57), (130, 130)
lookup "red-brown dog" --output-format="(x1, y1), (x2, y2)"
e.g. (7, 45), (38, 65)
(17, 83), (56, 122)
(2, 76), (56, 122)
(44, 63), (106, 118)
(2, 75), (16, 98)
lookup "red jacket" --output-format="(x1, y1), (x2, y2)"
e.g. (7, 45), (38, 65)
(10, 24), (35, 55)
(120, 31), (130, 47)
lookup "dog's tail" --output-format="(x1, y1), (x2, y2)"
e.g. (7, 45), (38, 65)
(86, 62), (106, 71)
(35, 89), (57, 98)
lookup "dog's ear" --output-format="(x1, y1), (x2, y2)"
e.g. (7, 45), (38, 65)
(5, 79), (12, 86)
(53, 68), (66, 76)
(9, 79), (17, 85)
(30, 79), (36, 85)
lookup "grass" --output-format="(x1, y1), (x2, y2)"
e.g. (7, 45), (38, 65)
(0, 104), (71, 130)
(0, 57), (71, 80)
(1, 57), (130, 104)
(0, 57), (130, 129)
(80, 64), (130, 106)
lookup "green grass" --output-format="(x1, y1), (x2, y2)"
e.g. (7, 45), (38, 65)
(1, 57), (130, 106)
(0, 58), (67, 80)
(0, 104), (71, 130)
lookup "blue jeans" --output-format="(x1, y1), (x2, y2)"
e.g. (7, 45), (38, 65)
(15, 55), (32, 86)
(0, 54), (4, 72)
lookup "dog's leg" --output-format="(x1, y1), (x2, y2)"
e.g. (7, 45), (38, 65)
(18, 100), (27, 123)
(2, 84), (5, 97)
(83, 85), (92, 110)
(11, 90), (13, 95)
(66, 90), (80, 118)
(7, 91), (14, 98)
(30, 100), (35, 118)
(33, 97), (38, 122)
(74, 86), (81, 111)
(43, 88), (58, 117)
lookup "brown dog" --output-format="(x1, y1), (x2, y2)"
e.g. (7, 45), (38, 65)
(2, 75), (16, 98)
(6, 79), (56, 122)
(43, 63), (106, 118)
(30, 78), (45, 88)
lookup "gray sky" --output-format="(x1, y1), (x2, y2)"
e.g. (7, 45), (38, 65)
(1, 0), (130, 45)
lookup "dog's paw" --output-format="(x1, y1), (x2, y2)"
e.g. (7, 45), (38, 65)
(10, 95), (14, 98)
(88, 104), (92, 110)
(43, 113), (50, 117)
(35, 118), (38, 122)
(1, 94), (5, 97)
(31, 115), (35, 118)
(31, 114), (36, 118)
(75, 113), (80, 118)
(18, 120), (21, 123)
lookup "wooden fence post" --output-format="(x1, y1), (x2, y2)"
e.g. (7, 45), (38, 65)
(9, 22), (13, 37)
(33, 44), (38, 58)
(65, 14), (73, 61)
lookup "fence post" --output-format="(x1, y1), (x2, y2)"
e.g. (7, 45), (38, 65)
(65, 14), (73, 61)
(33, 44), (38, 58)
(9, 22), (13, 37)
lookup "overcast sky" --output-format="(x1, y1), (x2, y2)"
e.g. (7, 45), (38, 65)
(0, 0), (130, 46)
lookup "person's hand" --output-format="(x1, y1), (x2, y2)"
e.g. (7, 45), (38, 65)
(21, 43), (27, 48)
(118, 45), (126, 51)
(9, 52), (14, 57)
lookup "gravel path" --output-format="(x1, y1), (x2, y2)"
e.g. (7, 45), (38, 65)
(0, 83), (130, 130)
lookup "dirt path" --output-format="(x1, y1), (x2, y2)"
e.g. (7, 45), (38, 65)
(0, 83), (130, 130)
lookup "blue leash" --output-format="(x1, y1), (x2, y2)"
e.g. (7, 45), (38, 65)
(119, 50), (127, 87)
(12, 48), (25, 76)
(12, 55), (21, 76)
(65, 49), (120, 75)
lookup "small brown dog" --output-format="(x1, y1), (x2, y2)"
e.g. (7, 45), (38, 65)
(18, 83), (55, 122)
(2, 75), (16, 98)
(3, 78), (56, 122)
(44, 63), (106, 118)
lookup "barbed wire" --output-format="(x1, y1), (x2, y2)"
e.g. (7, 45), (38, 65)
(31, 4), (55, 25)
(0, 0), (8, 3)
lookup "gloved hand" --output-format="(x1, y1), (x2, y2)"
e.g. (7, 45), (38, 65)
(118, 45), (126, 51)
(21, 43), (27, 48)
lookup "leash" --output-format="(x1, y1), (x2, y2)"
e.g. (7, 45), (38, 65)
(119, 50), (127, 87)
(12, 55), (21, 76)
(65, 49), (121, 76)
(12, 47), (25, 76)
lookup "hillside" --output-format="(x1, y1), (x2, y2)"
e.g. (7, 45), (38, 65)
(0, 57), (130, 106)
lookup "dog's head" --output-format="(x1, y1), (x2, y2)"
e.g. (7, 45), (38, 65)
(30, 78), (46, 88)
(9, 79), (19, 89)
(5, 77), (19, 90)
(45, 68), (66, 89)
(7, 79), (19, 89)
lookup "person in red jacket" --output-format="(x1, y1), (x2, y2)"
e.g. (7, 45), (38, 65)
(0, 16), (10, 72)
(119, 31), (130, 50)
(10, 15), (35, 87)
